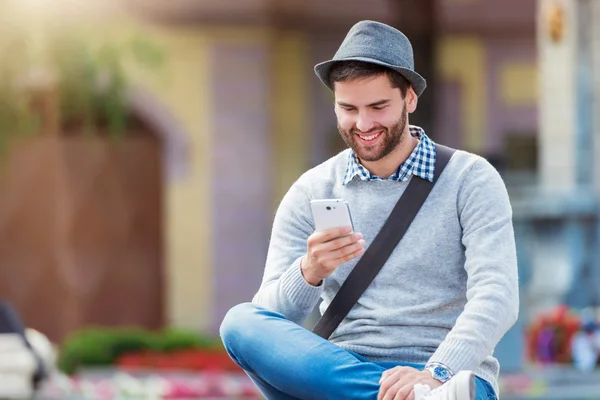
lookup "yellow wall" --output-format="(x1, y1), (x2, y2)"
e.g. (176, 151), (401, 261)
(437, 36), (487, 153)
(135, 30), (214, 332)
(271, 32), (311, 205)
(499, 62), (538, 107)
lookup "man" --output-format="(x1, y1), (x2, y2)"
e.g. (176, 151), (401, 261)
(220, 20), (518, 400)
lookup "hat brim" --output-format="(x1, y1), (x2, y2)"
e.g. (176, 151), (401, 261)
(314, 57), (427, 97)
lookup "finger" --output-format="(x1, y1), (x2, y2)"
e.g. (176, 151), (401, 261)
(378, 368), (394, 400)
(325, 232), (363, 251)
(379, 370), (403, 400)
(378, 382), (391, 400)
(379, 366), (401, 384)
(326, 238), (365, 260)
(334, 244), (365, 263)
(378, 368), (397, 400)
(380, 366), (412, 385)
(381, 369), (421, 400)
(311, 226), (353, 243)
(393, 385), (414, 400)
(382, 380), (405, 400)
(311, 234), (363, 260)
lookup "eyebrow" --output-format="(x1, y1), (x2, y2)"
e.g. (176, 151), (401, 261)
(337, 99), (391, 108)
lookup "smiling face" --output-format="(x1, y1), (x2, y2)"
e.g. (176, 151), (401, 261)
(328, 61), (419, 177)
(334, 73), (417, 167)
(334, 74), (409, 163)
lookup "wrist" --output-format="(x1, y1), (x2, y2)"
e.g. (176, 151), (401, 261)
(300, 256), (322, 286)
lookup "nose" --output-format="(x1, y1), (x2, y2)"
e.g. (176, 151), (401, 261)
(355, 113), (376, 133)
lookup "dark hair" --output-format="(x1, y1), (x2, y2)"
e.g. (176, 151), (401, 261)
(328, 61), (410, 98)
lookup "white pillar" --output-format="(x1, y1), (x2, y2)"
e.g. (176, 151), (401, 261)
(528, 0), (597, 320)
(592, 1), (600, 190)
(537, 0), (580, 191)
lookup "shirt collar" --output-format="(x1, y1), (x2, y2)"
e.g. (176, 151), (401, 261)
(342, 125), (437, 185)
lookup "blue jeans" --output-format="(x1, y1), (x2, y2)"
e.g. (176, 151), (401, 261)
(220, 303), (497, 400)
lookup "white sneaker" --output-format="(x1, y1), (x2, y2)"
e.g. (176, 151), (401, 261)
(414, 370), (475, 400)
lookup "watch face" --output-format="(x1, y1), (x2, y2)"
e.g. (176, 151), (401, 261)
(434, 366), (450, 381)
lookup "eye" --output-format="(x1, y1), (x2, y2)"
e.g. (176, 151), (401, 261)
(341, 106), (356, 112)
(372, 106), (387, 111)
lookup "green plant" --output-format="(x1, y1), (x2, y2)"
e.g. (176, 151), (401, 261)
(58, 327), (223, 374)
(0, 31), (164, 157)
(52, 34), (164, 139)
(156, 329), (224, 352)
(0, 81), (40, 155)
(0, 38), (41, 157)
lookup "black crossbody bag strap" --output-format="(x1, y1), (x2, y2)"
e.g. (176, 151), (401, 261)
(312, 144), (456, 339)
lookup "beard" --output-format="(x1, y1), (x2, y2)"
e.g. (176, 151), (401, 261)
(337, 103), (408, 162)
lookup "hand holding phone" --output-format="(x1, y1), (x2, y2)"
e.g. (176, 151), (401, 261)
(302, 200), (365, 286)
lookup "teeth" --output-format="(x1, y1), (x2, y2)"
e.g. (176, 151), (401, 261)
(359, 132), (381, 140)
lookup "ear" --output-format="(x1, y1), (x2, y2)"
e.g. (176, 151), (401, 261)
(405, 86), (418, 113)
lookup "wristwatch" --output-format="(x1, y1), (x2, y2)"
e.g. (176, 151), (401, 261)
(425, 362), (454, 384)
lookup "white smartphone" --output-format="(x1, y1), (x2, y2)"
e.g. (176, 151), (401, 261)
(310, 199), (354, 232)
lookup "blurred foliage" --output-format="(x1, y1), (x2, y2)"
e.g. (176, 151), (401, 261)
(52, 34), (164, 139)
(58, 327), (224, 375)
(0, 31), (164, 157)
(0, 40), (41, 157)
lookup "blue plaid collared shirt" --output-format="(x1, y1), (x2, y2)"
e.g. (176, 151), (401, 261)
(342, 125), (436, 185)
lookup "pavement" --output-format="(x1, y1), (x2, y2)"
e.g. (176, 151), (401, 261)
(499, 366), (600, 400)
(35, 369), (262, 399)
(34, 365), (600, 399)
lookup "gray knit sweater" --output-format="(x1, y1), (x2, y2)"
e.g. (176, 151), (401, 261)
(253, 148), (519, 395)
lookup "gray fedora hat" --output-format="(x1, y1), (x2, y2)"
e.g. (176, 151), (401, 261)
(314, 20), (427, 97)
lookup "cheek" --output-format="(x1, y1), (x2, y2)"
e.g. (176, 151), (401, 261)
(378, 111), (401, 128)
(336, 114), (356, 131)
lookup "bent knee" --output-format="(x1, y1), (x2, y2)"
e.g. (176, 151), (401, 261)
(219, 302), (261, 343)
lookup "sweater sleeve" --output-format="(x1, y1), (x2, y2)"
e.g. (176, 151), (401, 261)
(252, 179), (324, 324)
(427, 157), (519, 373)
